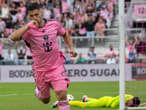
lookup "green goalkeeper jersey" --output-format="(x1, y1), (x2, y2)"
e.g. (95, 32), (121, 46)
(94, 94), (134, 108)
(69, 94), (134, 108)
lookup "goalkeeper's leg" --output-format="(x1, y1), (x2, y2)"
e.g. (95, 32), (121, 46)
(69, 100), (100, 108)
(82, 95), (98, 102)
(87, 97), (98, 102)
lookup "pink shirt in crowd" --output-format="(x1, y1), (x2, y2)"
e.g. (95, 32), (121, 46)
(100, 9), (109, 20)
(54, 8), (61, 19)
(62, 1), (70, 13)
(78, 15), (85, 23)
(18, 7), (26, 17)
(108, 2), (113, 12)
(112, 0), (117, 4)
(104, 50), (117, 57)
(79, 24), (86, 35)
(22, 20), (66, 71)
(95, 22), (105, 35)
(128, 44), (135, 54)
(16, 13), (23, 22)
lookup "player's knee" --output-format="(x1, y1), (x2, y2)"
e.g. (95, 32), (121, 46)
(56, 91), (67, 101)
(40, 97), (50, 104)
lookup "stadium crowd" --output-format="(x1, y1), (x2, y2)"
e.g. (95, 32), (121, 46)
(0, 0), (117, 38)
(0, 0), (146, 65)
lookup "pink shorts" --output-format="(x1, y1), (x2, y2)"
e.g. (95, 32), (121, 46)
(34, 64), (70, 99)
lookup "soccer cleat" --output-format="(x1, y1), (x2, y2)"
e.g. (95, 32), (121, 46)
(52, 101), (59, 108)
(82, 95), (88, 102)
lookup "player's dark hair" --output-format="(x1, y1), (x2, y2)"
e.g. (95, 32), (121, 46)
(27, 3), (41, 11)
(133, 97), (141, 106)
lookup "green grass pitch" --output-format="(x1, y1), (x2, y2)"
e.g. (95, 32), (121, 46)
(0, 81), (146, 110)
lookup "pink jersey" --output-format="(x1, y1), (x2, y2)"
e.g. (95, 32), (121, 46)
(22, 20), (66, 71)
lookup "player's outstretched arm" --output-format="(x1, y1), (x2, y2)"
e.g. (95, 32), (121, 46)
(10, 20), (38, 41)
(10, 25), (29, 41)
(63, 32), (77, 57)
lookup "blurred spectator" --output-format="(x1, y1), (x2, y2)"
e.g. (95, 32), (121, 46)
(126, 36), (137, 63)
(54, 3), (61, 20)
(95, 17), (106, 44)
(76, 53), (87, 64)
(104, 45), (118, 64)
(104, 45), (117, 58)
(64, 48), (72, 64)
(18, 2), (26, 18)
(106, 54), (117, 64)
(12, 0), (21, 7)
(85, 16), (96, 47)
(88, 47), (96, 59)
(16, 48), (25, 65)
(135, 37), (146, 56)
(4, 49), (15, 61)
(64, 14), (73, 34)
(86, 0), (95, 16)
(62, 0), (70, 14)
(98, 0), (107, 9)
(0, 3), (9, 19)
(108, 0), (114, 13)
(0, 17), (6, 33)
(9, 2), (18, 16)
(95, 17), (106, 36)
(100, 5), (109, 27)
(43, 6), (51, 20)
(78, 21), (86, 36)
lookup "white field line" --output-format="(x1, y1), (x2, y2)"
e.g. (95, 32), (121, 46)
(0, 93), (32, 97)
(0, 94), (17, 97)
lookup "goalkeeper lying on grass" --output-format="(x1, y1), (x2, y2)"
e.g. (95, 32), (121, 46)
(53, 94), (140, 108)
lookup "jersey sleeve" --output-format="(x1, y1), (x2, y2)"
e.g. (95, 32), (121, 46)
(110, 96), (120, 108)
(22, 31), (30, 41)
(57, 22), (66, 36)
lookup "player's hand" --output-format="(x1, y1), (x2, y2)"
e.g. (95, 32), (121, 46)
(70, 48), (77, 57)
(27, 20), (39, 29)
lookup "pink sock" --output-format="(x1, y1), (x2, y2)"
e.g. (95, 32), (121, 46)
(58, 100), (70, 110)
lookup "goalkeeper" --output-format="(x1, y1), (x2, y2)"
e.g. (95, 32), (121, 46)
(69, 94), (140, 108)
(53, 94), (140, 108)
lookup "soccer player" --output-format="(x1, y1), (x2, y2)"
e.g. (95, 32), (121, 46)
(53, 94), (140, 108)
(10, 3), (77, 110)
(68, 94), (140, 108)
